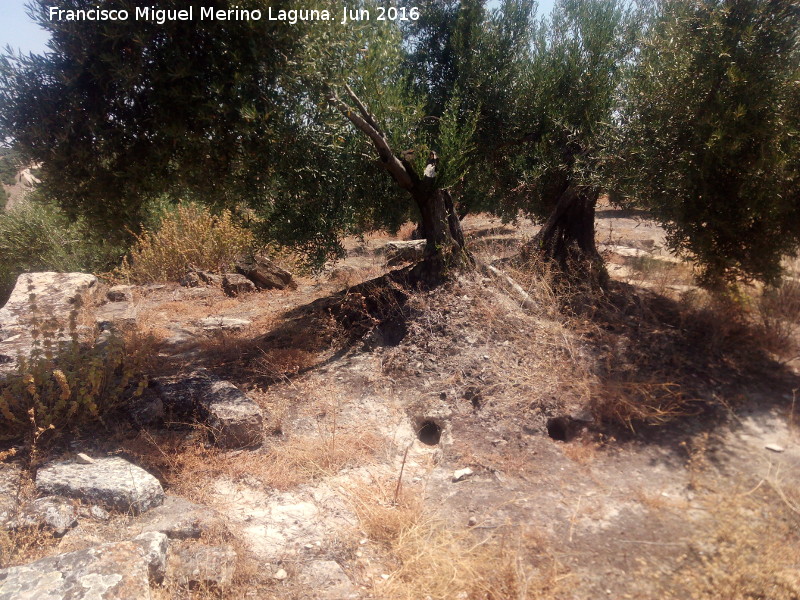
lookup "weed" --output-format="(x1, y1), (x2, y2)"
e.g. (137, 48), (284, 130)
(115, 203), (254, 284)
(0, 311), (156, 450)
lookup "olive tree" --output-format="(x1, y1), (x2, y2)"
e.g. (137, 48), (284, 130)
(618, 0), (800, 286)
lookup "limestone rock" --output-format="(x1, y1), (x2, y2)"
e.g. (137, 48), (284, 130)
(204, 379), (265, 448)
(235, 255), (295, 290)
(198, 316), (252, 332)
(298, 560), (359, 599)
(36, 456), (165, 514)
(133, 531), (169, 584)
(11, 496), (78, 536)
(222, 273), (256, 297)
(95, 301), (137, 331)
(0, 272), (97, 374)
(0, 462), (22, 524)
(0, 540), (153, 599)
(106, 285), (134, 302)
(383, 240), (426, 266)
(131, 495), (222, 540)
(156, 372), (264, 449)
(167, 542), (237, 588)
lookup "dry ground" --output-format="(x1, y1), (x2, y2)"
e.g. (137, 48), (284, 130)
(3, 203), (800, 600)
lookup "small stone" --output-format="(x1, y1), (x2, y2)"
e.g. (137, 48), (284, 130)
(273, 568), (288, 580)
(222, 273), (256, 297)
(452, 468), (474, 482)
(467, 516), (477, 527)
(107, 285), (134, 302)
(765, 444), (785, 453)
(76, 452), (95, 464)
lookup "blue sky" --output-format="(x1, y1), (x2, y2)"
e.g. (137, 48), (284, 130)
(0, 1), (49, 54)
(0, 1), (557, 55)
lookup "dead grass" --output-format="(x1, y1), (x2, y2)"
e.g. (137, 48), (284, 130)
(664, 482), (800, 600)
(346, 481), (564, 600)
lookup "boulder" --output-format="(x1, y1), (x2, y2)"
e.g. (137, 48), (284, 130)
(156, 372), (264, 449)
(36, 456), (165, 514)
(235, 255), (295, 290)
(0, 272), (97, 374)
(383, 240), (426, 266)
(167, 542), (237, 588)
(222, 273), (256, 297)
(0, 540), (155, 599)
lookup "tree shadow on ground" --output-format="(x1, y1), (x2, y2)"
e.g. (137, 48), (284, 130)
(193, 268), (415, 386)
(577, 280), (800, 451)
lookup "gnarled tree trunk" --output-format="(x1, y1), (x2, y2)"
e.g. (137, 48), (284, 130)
(411, 188), (471, 284)
(523, 185), (608, 289)
(329, 85), (472, 285)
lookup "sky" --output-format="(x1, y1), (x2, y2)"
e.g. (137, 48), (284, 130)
(0, 1), (49, 54)
(0, 0), (557, 56)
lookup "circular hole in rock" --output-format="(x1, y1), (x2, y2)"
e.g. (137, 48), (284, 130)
(417, 420), (442, 446)
(546, 417), (571, 442)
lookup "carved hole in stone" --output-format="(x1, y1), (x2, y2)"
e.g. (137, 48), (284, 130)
(547, 416), (572, 442)
(417, 420), (442, 446)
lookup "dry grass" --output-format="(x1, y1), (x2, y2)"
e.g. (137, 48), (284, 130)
(115, 203), (254, 284)
(347, 481), (564, 600)
(665, 481), (800, 600)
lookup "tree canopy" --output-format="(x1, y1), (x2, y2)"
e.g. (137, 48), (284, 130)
(618, 0), (800, 286)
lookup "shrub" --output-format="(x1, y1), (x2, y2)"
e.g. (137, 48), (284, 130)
(0, 199), (125, 306)
(115, 203), (255, 284)
(0, 314), (155, 446)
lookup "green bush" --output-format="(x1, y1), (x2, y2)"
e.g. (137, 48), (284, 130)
(0, 186), (7, 212)
(0, 199), (124, 305)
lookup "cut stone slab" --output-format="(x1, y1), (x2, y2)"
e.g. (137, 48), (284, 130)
(0, 540), (153, 599)
(130, 496), (222, 540)
(383, 240), (426, 266)
(167, 542), (237, 588)
(156, 372), (264, 449)
(36, 456), (165, 514)
(0, 272), (98, 374)
(222, 273), (256, 297)
(235, 255), (295, 290)
(298, 560), (359, 599)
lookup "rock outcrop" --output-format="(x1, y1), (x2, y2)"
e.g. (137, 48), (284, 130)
(0, 539), (158, 600)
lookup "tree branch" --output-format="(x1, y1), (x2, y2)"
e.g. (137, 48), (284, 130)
(344, 83), (385, 139)
(328, 90), (414, 190)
